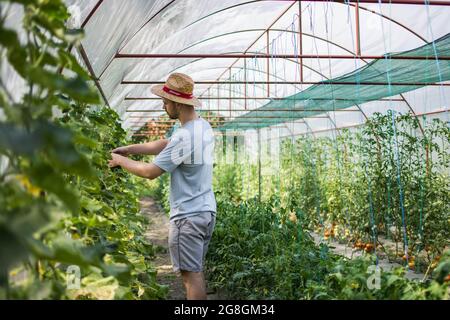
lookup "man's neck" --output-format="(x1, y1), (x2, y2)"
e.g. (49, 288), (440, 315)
(178, 109), (199, 126)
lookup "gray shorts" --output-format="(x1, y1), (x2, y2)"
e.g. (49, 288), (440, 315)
(168, 212), (216, 273)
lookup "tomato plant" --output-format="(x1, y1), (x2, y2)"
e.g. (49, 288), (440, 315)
(0, 0), (166, 299)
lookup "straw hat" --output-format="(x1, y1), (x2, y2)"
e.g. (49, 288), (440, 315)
(151, 73), (201, 107)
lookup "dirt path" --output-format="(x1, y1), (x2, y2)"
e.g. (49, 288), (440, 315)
(140, 197), (219, 300)
(140, 197), (186, 300)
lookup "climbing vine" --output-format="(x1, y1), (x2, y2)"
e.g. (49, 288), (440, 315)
(0, 0), (166, 299)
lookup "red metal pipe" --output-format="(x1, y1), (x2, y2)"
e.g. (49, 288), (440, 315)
(351, 4), (427, 43)
(259, 109), (449, 139)
(124, 97), (405, 101)
(133, 107), (449, 136)
(122, 81), (450, 86)
(79, 44), (109, 106)
(244, 58), (247, 110)
(125, 110), (361, 114)
(114, 53), (450, 60)
(280, 0), (450, 5)
(58, 0), (104, 74)
(128, 116), (330, 119)
(229, 69), (232, 118)
(126, 108), (366, 112)
(266, 30), (270, 97)
(81, 0), (104, 28)
(298, 1), (304, 82)
(355, 2), (361, 57)
(312, 0), (450, 6)
(199, 1), (297, 99)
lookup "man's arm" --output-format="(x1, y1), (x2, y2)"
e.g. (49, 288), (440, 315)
(112, 139), (169, 156)
(108, 153), (164, 180)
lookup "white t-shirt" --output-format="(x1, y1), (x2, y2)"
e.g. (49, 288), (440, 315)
(153, 117), (216, 221)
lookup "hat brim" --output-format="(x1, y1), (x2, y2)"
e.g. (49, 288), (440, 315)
(151, 85), (202, 108)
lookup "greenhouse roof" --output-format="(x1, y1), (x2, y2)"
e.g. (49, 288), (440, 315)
(63, 0), (450, 136)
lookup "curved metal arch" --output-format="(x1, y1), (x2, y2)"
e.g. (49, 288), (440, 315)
(98, 1), (176, 79)
(187, 67), (340, 131)
(100, 1), (294, 80)
(81, 0), (104, 28)
(281, 120), (316, 138)
(179, 64), (327, 93)
(352, 4), (428, 43)
(123, 64), (330, 126)
(179, 0), (431, 44)
(175, 40), (371, 132)
(349, 4), (429, 137)
(182, 0), (285, 31)
(118, 0), (176, 53)
(155, 0), (431, 79)
(120, 0), (435, 133)
(161, 58), (364, 133)
(105, 0), (434, 105)
(140, 54), (330, 125)
(177, 28), (360, 58)
(125, 62), (373, 134)
(165, 20), (368, 133)
(166, 65), (332, 115)
(333, 3), (428, 136)
(177, 1), (433, 133)
(165, 52), (329, 89)
(123, 113), (164, 124)
(164, 49), (369, 129)
(171, 27), (373, 127)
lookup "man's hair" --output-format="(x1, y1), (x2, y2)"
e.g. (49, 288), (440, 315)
(175, 102), (194, 108)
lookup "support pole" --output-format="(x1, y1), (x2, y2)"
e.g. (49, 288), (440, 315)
(258, 129), (262, 202)
(298, 1), (304, 82)
(355, 1), (361, 56)
(266, 30), (270, 97)
(244, 58), (247, 110)
(229, 69), (232, 119)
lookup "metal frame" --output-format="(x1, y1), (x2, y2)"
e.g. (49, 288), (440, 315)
(81, 0), (104, 29)
(263, 109), (448, 140)
(115, 53), (450, 60)
(121, 80), (449, 86)
(75, 0), (450, 136)
(78, 44), (110, 106)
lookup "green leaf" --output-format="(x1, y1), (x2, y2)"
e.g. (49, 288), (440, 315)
(27, 163), (79, 213)
(0, 123), (43, 156)
(0, 225), (29, 271)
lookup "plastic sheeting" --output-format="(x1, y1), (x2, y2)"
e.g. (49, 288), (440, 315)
(3, 0), (450, 135)
(221, 33), (450, 130)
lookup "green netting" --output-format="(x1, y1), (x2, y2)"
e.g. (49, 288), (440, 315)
(219, 32), (450, 131)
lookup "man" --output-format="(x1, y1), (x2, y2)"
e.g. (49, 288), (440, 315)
(108, 73), (216, 300)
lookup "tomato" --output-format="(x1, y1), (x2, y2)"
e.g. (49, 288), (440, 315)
(288, 212), (298, 224)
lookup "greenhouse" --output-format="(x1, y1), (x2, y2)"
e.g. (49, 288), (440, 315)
(0, 0), (449, 304)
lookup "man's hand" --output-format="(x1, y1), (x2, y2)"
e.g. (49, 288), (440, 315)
(108, 153), (164, 180)
(112, 146), (130, 156)
(112, 140), (169, 156)
(108, 153), (125, 168)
